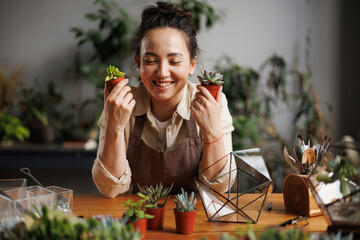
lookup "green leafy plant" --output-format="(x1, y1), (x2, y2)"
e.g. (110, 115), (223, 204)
(174, 188), (197, 212)
(317, 156), (360, 196)
(198, 70), (224, 86)
(2, 205), (141, 240)
(105, 65), (125, 82)
(219, 225), (354, 240)
(170, 0), (225, 32)
(71, 0), (136, 106)
(18, 81), (65, 130)
(137, 183), (173, 209)
(0, 113), (30, 143)
(122, 194), (154, 224)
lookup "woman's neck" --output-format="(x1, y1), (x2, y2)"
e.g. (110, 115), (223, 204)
(151, 98), (179, 122)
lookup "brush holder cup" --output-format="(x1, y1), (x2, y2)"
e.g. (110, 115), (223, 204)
(283, 173), (321, 217)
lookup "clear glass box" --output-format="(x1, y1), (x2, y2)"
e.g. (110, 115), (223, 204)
(0, 179), (27, 190)
(195, 148), (273, 223)
(45, 186), (73, 214)
(1, 186), (55, 219)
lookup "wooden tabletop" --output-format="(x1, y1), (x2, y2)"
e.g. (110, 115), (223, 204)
(73, 193), (328, 240)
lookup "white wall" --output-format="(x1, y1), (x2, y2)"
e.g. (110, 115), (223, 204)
(0, 0), (341, 142)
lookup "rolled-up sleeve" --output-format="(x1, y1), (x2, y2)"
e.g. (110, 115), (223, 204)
(91, 112), (132, 198)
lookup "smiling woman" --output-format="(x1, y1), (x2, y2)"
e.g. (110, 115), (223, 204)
(91, 1), (235, 198)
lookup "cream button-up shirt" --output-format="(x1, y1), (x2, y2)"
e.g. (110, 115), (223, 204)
(92, 81), (235, 198)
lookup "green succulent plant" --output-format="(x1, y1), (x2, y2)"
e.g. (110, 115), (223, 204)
(121, 194), (154, 224)
(198, 70), (224, 86)
(137, 183), (173, 209)
(174, 188), (197, 212)
(105, 65), (125, 82)
(1, 205), (141, 240)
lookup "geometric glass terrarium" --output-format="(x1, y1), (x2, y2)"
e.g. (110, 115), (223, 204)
(308, 155), (360, 231)
(195, 148), (273, 223)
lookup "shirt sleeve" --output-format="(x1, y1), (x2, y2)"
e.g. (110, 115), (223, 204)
(91, 111), (132, 198)
(198, 92), (236, 193)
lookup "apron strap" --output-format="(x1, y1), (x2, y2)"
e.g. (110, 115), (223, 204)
(132, 114), (146, 139)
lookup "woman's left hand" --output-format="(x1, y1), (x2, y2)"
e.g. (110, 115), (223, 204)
(190, 85), (223, 142)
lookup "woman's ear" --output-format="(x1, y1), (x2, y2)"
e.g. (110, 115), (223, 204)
(190, 56), (197, 75)
(134, 55), (140, 69)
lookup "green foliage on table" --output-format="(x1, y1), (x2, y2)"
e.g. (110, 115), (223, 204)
(0, 113), (30, 142)
(219, 226), (354, 240)
(174, 188), (197, 212)
(122, 194), (154, 224)
(137, 183), (173, 209)
(1, 205), (141, 240)
(317, 156), (360, 196)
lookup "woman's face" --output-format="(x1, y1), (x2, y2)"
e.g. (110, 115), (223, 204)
(135, 27), (197, 105)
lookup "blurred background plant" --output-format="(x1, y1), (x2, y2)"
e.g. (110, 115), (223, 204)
(0, 63), (30, 144)
(18, 81), (71, 143)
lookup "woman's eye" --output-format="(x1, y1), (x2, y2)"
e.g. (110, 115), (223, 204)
(170, 60), (181, 64)
(144, 59), (156, 64)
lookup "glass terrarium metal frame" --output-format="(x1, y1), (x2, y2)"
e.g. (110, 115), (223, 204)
(308, 158), (360, 230)
(195, 148), (273, 223)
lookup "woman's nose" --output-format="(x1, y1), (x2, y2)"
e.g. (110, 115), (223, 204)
(157, 61), (170, 78)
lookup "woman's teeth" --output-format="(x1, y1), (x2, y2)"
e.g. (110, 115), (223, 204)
(154, 81), (172, 87)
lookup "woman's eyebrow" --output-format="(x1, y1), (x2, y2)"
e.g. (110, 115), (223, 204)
(143, 52), (157, 56)
(143, 52), (183, 57)
(168, 52), (183, 57)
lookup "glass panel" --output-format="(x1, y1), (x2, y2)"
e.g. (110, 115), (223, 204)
(196, 148), (273, 223)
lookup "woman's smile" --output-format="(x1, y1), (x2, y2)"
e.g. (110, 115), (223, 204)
(153, 81), (174, 88)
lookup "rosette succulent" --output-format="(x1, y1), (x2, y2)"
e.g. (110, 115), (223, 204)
(197, 70), (224, 86)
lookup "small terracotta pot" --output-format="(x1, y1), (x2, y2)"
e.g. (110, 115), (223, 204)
(146, 207), (166, 230)
(106, 76), (125, 92)
(174, 209), (197, 234)
(201, 83), (221, 99)
(133, 218), (147, 240)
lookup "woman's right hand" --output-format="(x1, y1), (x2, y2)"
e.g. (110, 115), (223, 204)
(104, 79), (136, 131)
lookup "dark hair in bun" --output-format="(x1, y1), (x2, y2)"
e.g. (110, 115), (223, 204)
(135, 1), (198, 59)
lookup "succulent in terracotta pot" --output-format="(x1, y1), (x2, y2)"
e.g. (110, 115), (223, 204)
(138, 183), (173, 230)
(174, 188), (197, 234)
(105, 65), (126, 92)
(121, 195), (154, 240)
(197, 70), (224, 98)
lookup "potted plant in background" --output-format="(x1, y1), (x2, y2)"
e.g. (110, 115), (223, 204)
(174, 188), (197, 234)
(0, 113), (30, 146)
(18, 81), (69, 143)
(122, 195), (154, 240)
(138, 183), (173, 230)
(197, 70), (224, 99)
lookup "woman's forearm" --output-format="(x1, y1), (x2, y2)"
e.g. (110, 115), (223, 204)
(200, 136), (227, 180)
(100, 127), (128, 179)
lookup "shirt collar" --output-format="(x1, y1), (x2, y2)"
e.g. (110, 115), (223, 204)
(133, 81), (194, 121)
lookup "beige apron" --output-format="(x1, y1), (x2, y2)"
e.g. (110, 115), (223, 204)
(127, 114), (202, 193)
